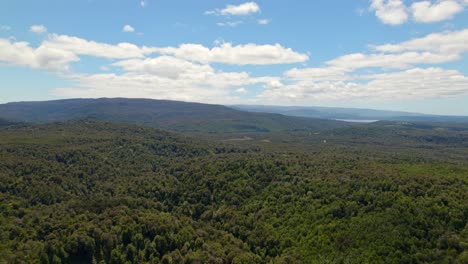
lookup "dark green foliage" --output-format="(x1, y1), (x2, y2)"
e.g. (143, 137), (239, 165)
(0, 118), (17, 127)
(0, 120), (467, 263)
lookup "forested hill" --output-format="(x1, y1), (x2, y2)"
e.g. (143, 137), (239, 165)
(0, 120), (467, 263)
(0, 118), (17, 127)
(0, 98), (349, 134)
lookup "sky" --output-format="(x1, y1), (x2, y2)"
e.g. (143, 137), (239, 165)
(0, 0), (468, 115)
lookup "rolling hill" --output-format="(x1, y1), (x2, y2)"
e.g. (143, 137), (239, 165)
(0, 118), (17, 127)
(0, 98), (350, 134)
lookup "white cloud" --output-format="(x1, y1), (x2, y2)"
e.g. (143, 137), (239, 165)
(52, 69), (274, 104)
(52, 48), (280, 103)
(24, 33), (307, 67)
(235, 88), (248, 94)
(285, 67), (352, 81)
(259, 68), (468, 104)
(274, 28), (468, 104)
(411, 0), (464, 23)
(122, 24), (135, 33)
(0, 38), (78, 70)
(53, 73), (229, 102)
(0, 34), (157, 71)
(42, 34), (157, 59)
(369, 0), (408, 25)
(3, 26), (468, 105)
(206, 2), (260, 16)
(361, 68), (468, 99)
(315, 29), (468, 71)
(264, 79), (284, 89)
(156, 43), (309, 65)
(0, 32), (308, 74)
(326, 51), (459, 70)
(217, 21), (243, 27)
(372, 29), (468, 55)
(112, 56), (213, 79)
(30, 25), (47, 34)
(370, 0), (467, 25)
(140, 0), (147, 7)
(258, 19), (270, 25)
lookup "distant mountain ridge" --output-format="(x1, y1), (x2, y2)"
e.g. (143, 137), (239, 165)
(0, 98), (349, 134)
(232, 105), (468, 123)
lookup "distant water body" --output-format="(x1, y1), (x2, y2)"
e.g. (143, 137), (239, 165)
(336, 119), (379, 123)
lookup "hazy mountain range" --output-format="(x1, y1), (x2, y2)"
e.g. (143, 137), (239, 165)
(1, 99), (467, 136)
(232, 105), (468, 123)
(0, 98), (349, 134)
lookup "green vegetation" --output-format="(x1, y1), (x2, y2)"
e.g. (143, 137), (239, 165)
(1, 120), (467, 263)
(0, 118), (17, 127)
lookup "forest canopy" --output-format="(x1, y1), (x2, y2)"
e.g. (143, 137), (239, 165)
(0, 120), (467, 263)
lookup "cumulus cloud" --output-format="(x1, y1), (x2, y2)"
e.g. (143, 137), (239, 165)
(0, 38), (78, 70)
(259, 68), (468, 104)
(122, 25), (135, 33)
(0, 32), (308, 74)
(53, 73), (231, 103)
(0, 34), (157, 71)
(155, 43), (309, 65)
(369, 0), (408, 25)
(3, 26), (468, 105)
(41, 34), (157, 59)
(373, 28), (468, 55)
(411, 0), (464, 23)
(326, 51), (459, 70)
(264, 79), (284, 89)
(206, 2), (260, 16)
(235, 88), (248, 94)
(52, 69), (275, 104)
(285, 67), (351, 82)
(49, 43), (281, 103)
(112, 56), (214, 79)
(315, 29), (468, 72)
(361, 68), (468, 99)
(30, 25), (47, 34)
(284, 48), (462, 82)
(370, 0), (468, 25)
(274, 28), (468, 104)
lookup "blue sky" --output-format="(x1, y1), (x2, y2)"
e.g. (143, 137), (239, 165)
(1, 0), (467, 115)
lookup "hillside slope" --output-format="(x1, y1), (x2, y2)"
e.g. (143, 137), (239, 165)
(0, 118), (17, 127)
(0, 98), (349, 134)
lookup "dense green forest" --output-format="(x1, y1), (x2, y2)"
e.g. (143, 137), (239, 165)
(0, 120), (467, 263)
(0, 118), (17, 128)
